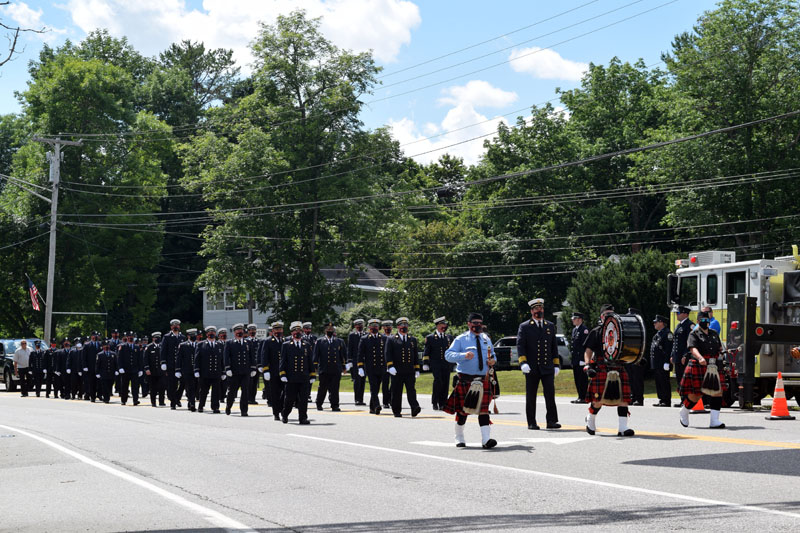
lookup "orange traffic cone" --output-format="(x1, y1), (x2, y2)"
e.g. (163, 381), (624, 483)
(766, 372), (796, 420)
(690, 397), (709, 414)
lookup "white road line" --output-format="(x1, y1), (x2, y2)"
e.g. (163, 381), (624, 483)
(0, 424), (256, 533)
(289, 433), (800, 521)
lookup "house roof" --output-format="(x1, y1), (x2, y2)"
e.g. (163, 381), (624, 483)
(321, 264), (388, 289)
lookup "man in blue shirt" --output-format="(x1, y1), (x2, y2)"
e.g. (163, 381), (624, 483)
(700, 306), (721, 334)
(444, 312), (497, 449)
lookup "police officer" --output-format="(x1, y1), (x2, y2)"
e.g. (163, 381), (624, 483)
(29, 340), (46, 397)
(423, 316), (453, 410)
(160, 319), (186, 409)
(177, 328), (199, 411)
(570, 312), (590, 404)
(144, 332), (166, 407)
(380, 319), (393, 408)
(651, 315), (673, 407)
(117, 332), (141, 406)
(246, 324), (261, 405)
(259, 321), (285, 421)
(195, 326), (224, 413)
(385, 317), (421, 418)
(314, 321), (347, 411)
(517, 298), (561, 430)
(347, 319), (366, 406)
(671, 306), (693, 406)
(95, 340), (117, 403)
(358, 318), (386, 415)
(280, 321), (315, 424)
(224, 324), (256, 416)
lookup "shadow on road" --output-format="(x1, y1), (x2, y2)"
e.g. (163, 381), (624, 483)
(624, 449), (800, 476)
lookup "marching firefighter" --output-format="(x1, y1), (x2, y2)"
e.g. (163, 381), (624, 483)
(671, 305), (693, 405)
(347, 319), (366, 406)
(177, 328), (199, 412)
(380, 319), (393, 408)
(224, 324), (256, 416)
(314, 321), (347, 411)
(143, 332), (166, 407)
(570, 312), (589, 404)
(517, 298), (561, 430)
(384, 317), (421, 418)
(651, 315), (673, 407)
(95, 340), (118, 404)
(246, 324), (262, 405)
(195, 326), (224, 413)
(160, 319), (186, 409)
(423, 316), (453, 411)
(259, 321), (286, 421)
(117, 332), (141, 406)
(358, 318), (387, 414)
(280, 321), (315, 424)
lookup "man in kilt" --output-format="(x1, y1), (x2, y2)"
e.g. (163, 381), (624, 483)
(583, 304), (635, 437)
(679, 310), (727, 429)
(443, 312), (497, 449)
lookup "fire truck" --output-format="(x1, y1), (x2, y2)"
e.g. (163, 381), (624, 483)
(667, 248), (800, 406)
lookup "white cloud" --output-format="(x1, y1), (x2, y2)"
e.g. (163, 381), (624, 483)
(389, 80), (514, 166)
(509, 46), (588, 81)
(62, 0), (420, 70)
(1, 1), (66, 43)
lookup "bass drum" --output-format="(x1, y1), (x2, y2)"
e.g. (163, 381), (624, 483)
(602, 313), (646, 364)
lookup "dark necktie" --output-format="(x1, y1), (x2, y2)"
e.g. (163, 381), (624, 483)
(476, 334), (483, 371)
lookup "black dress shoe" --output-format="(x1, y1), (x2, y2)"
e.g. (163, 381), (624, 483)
(133, 401), (140, 406)
(570, 399), (583, 404)
(282, 416), (288, 424)
(225, 407), (231, 415)
(394, 414), (402, 418)
(241, 413), (248, 417)
(617, 429), (635, 437)
(159, 403), (166, 407)
(546, 423), (561, 429)
(213, 409), (220, 414)
(654, 402), (670, 407)
(456, 442), (466, 448)
(274, 415), (281, 421)
(331, 407), (341, 412)
(383, 403), (391, 409)
(482, 439), (497, 449)
(585, 425), (595, 435)
(411, 406), (421, 417)
(710, 423), (726, 429)
(177, 401), (182, 407)
(299, 419), (310, 425)
(673, 403), (682, 407)
(631, 401), (643, 406)
(528, 424), (540, 430)
(375, 408), (381, 415)
(316, 405), (323, 411)
(432, 404), (439, 410)
(189, 407), (196, 412)
(197, 407), (204, 413)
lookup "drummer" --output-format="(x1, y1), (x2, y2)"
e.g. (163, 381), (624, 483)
(582, 304), (635, 437)
(679, 310), (727, 429)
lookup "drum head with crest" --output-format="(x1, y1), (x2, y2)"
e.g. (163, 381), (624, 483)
(602, 313), (646, 364)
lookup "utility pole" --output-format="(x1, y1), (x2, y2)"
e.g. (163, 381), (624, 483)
(33, 136), (82, 344)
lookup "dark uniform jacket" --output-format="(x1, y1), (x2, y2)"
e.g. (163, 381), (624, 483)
(96, 350), (117, 379)
(82, 341), (101, 372)
(423, 333), (453, 365)
(30, 349), (46, 373)
(570, 324), (590, 366)
(303, 334), (318, 347)
(44, 348), (55, 372)
(357, 333), (386, 374)
(347, 330), (364, 365)
(280, 339), (315, 383)
(258, 335), (284, 373)
(194, 340), (224, 378)
(177, 341), (198, 374)
(247, 337), (264, 368)
(117, 343), (141, 373)
(687, 327), (723, 358)
(53, 348), (69, 374)
(66, 347), (82, 373)
(516, 319), (560, 374)
(159, 332), (186, 370)
(224, 338), (255, 376)
(313, 335), (347, 375)
(143, 342), (164, 376)
(650, 328), (672, 369)
(384, 334), (419, 375)
(671, 318), (694, 366)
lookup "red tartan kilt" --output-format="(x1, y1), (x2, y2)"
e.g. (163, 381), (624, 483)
(444, 376), (493, 415)
(678, 360), (728, 396)
(585, 364), (631, 404)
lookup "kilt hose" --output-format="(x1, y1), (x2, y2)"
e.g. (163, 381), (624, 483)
(585, 363), (632, 404)
(444, 374), (494, 417)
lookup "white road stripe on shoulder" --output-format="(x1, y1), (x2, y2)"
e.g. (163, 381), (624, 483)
(289, 433), (800, 521)
(0, 424), (256, 533)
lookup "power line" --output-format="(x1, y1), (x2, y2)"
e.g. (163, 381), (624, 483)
(0, 231), (49, 251)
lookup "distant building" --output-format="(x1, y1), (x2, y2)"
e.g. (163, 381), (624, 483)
(199, 264), (388, 333)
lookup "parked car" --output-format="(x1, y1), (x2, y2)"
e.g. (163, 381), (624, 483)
(493, 336), (518, 370)
(556, 334), (572, 369)
(1, 338), (45, 392)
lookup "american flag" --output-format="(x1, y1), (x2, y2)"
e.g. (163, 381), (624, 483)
(28, 279), (40, 311)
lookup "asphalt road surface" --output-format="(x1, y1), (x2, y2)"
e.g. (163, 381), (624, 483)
(2, 389), (800, 532)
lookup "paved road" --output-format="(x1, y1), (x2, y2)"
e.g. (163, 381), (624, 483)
(2, 390), (800, 532)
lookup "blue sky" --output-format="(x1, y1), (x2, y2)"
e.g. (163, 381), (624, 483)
(1, 0), (719, 163)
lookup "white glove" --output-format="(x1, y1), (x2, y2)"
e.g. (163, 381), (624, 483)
(345, 362), (353, 371)
(78, 372), (82, 376)
(55, 371), (61, 376)
(257, 366), (263, 373)
(264, 372), (270, 381)
(96, 374), (101, 379)
(194, 372), (200, 378)
(175, 372), (182, 378)
(554, 367), (560, 377)
(358, 368), (365, 378)
(83, 367), (88, 372)
(309, 378), (316, 384)
(160, 364), (167, 371)
(281, 376), (288, 383)
(521, 363), (531, 374)
(43, 369), (47, 374)
(67, 368), (71, 374)
(388, 367), (397, 376)
(138, 371), (143, 377)
(250, 371), (256, 377)
(221, 374), (227, 381)
(579, 361), (586, 366)
(663, 363), (671, 371)
(414, 371), (420, 379)
(226, 370), (233, 377)
(114, 371), (119, 376)
(422, 364), (429, 371)
(119, 368), (125, 374)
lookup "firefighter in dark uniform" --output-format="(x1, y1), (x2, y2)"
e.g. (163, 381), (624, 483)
(259, 321), (285, 421)
(422, 316), (453, 410)
(44, 339), (57, 398)
(29, 340), (46, 397)
(53, 339), (71, 399)
(380, 320), (393, 408)
(246, 324), (261, 405)
(224, 323), (256, 416)
(160, 319), (186, 409)
(95, 340), (117, 403)
(517, 298), (561, 430)
(177, 328), (199, 411)
(65, 337), (84, 400)
(347, 319), (366, 406)
(385, 317), (421, 418)
(671, 305), (693, 406)
(280, 321), (315, 424)
(144, 332), (166, 407)
(651, 315), (673, 407)
(117, 332), (141, 406)
(195, 326), (224, 413)
(626, 352), (646, 407)
(569, 312), (590, 404)
(357, 318), (386, 415)
(217, 328), (228, 399)
(136, 335), (149, 399)
(109, 329), (122, 395)
(314, 321), (347, 411)
(81, 332), (101, 401)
